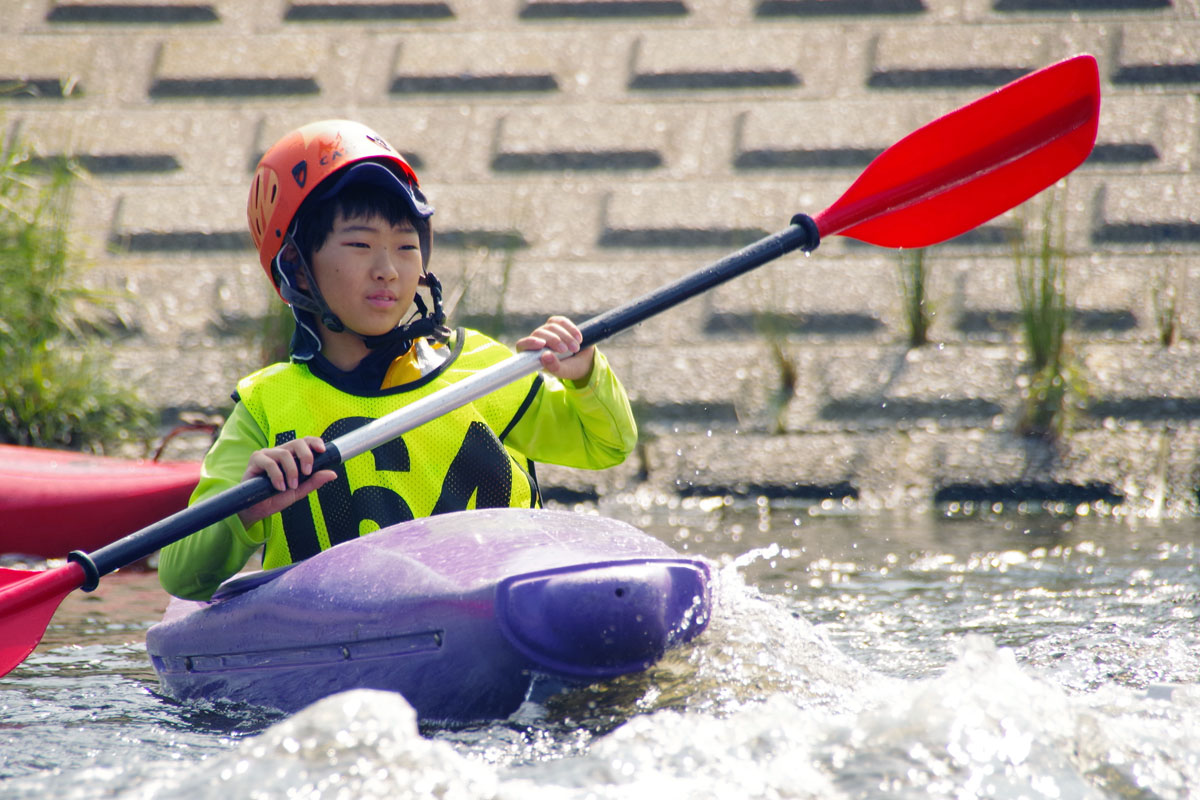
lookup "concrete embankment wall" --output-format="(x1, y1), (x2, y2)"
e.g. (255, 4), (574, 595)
(4, 0), (1199, 513)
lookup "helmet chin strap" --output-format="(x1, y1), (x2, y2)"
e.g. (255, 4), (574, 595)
(277, 231), (449, 353)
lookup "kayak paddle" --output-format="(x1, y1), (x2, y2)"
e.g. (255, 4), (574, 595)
(0, 53), (1099, 678)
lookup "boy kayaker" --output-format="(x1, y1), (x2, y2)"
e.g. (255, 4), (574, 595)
(158, 119), (637, 600)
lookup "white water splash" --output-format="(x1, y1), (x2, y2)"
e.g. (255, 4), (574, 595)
(117, 691), (495, 800)
(29, 621), (1194, 800)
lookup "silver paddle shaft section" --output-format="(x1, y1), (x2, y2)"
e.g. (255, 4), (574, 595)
(334, 217), (821, 461)
(333, 349), (544, 461)
(79, 353), (546, 583)
(78, 218), (820, 583)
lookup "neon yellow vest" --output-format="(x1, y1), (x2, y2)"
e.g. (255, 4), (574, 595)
(236, 329), (541, 568)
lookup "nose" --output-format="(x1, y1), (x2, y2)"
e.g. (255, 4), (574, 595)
(371, 249), (399, 281)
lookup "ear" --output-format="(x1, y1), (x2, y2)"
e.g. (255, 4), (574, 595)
(279, 244), (310, 289)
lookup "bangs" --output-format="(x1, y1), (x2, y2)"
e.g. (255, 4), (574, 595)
(330, 184), (416, 230)
(293, 183), (419, 259)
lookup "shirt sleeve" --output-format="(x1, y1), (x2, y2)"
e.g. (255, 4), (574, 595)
(502, 347), (638, 469)
(157, 402), (270, 600)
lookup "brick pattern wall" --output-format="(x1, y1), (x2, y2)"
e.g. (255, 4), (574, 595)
(4, 0), (1199, 511)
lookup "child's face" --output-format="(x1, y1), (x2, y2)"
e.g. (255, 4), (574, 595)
(308, 212), (424, 337)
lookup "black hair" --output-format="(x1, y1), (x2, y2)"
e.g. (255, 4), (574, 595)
(290, 181), (421, 266)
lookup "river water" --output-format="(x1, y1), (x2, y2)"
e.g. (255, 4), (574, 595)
(2, 494), (1198, 799)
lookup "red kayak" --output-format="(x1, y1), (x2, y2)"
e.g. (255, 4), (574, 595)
(0, 445), (200, 559)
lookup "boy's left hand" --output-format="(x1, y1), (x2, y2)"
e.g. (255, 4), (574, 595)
(516, 315), (595, 384)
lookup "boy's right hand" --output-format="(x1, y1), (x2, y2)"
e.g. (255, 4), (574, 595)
(237, 436), (338, 528)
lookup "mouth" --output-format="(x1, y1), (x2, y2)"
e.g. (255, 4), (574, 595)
(366, 292), (398, 308)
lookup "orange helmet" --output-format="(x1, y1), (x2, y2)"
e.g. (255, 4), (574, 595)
(247, 119), (433, 292)
(247, 120), (444, 358)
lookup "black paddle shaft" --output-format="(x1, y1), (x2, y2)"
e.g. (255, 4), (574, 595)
(68, 215), (820, 589)
(70, 471), (283, 589)
(578, 215), (819, 349)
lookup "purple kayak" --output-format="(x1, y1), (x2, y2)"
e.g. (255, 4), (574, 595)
(146, 508), (711, 722)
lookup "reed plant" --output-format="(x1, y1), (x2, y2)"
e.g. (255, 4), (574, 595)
(0, 129), (154, 451)
(1011, 189), (1086, 439)
(766, 336), (797, 435)
(256, 295), (297, 366)
(1152, 265), (1181, 347)
(745, 313), (797, 435)
(898, 248), (932, 347)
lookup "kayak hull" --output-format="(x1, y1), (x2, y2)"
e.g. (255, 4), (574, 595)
(0, 444), (200, 559)
(146, 508), (711, 722)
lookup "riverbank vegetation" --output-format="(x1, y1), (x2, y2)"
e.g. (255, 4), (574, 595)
(0, 125), (153, 451)
(898, 247), (933, 348)
(1012, 189), (1087, 439)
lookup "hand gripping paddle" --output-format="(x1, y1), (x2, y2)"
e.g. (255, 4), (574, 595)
(0, 54), (1099, 678)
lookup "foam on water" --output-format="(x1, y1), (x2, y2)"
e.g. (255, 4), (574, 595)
(531, 634), (1196, 800)
(110, 691), (496, 800)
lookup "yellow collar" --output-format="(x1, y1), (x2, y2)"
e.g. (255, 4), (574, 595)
(380, 338), (452, 389)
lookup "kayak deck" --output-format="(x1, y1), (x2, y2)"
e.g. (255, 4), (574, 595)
(146, 508), (711, 722)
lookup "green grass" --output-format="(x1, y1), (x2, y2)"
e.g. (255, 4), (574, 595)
(766, 337), (797, 435)
(0, 127), (154, 451)
(747, 314), (797, 435)
(1011, 189), (1087, 439)
(257, 296), (297, 366)
(898, 248), (932, 348)
(1152, 265), (1181, 348)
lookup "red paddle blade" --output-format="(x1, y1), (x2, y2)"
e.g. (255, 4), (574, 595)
(0, 563), (86, 676)
(814, 54), (1100, 248)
